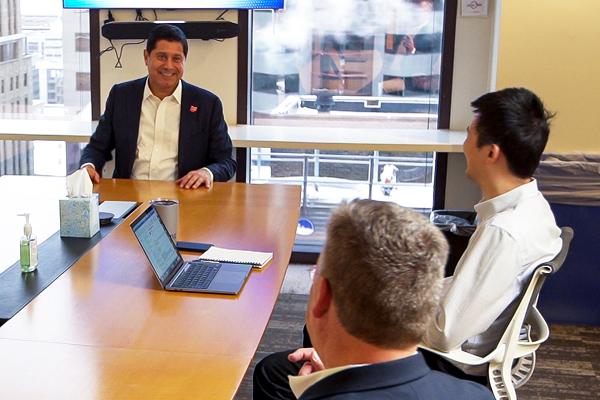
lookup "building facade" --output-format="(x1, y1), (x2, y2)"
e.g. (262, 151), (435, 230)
(0, 0), (34, 175)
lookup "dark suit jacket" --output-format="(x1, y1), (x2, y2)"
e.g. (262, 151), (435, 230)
(80, 77), (236, 181)
(299, 353), (494, 400)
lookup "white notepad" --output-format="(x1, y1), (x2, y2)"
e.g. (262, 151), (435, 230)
(99, 201), (138, 219)
(199, 246), (273, 269)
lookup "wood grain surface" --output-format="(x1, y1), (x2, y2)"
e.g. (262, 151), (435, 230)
(0, 177), (301, 400)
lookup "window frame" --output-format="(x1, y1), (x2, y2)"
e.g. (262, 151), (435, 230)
(235, 0), (458, 211)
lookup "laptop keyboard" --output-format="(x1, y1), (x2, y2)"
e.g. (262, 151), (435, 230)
(174, 261), (222, 289)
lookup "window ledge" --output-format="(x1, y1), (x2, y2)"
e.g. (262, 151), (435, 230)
(229, 124), (465, 152)
(0, 119), (98, 142)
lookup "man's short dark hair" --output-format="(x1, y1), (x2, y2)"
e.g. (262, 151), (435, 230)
(146, 24), (188, 58)
(471, 87), (554, 178)
(320, 200), (448, 349)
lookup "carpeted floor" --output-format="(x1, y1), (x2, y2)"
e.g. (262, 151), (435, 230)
(516, 324), (600, 400)
(234, 293), (600, 400)
(235, 294), (309, 400)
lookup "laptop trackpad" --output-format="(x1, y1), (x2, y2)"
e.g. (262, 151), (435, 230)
(210, 270), (249, 293)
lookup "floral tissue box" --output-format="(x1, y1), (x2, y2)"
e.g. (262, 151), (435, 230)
(59, 194), (100, 238)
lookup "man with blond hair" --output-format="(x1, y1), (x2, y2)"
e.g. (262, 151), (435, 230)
(254, 200), (493, 400)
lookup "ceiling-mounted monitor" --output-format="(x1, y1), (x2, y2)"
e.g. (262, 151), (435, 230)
(63, 0), (283, 9)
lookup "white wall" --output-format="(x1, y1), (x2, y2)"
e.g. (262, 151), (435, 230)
(443, 1), (497, 209)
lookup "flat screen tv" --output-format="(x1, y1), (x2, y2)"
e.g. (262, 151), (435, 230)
(63, 0), (284, 9)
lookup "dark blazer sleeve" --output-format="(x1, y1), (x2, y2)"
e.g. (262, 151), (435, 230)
(79, 78), (144, 178)
(178, 82), (236, 182)
(79, 84), (118, 173)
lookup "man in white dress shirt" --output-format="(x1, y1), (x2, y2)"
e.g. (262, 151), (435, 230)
(252, 88), (562, 398)
(420, 87), (562, 382)
(80, 24), (236, 189)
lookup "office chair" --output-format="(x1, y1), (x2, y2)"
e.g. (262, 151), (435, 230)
(420, 227), (574, 400)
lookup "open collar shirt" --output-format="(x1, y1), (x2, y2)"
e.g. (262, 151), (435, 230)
(422, 179), (562, 374)
(131, 79), (182, 180)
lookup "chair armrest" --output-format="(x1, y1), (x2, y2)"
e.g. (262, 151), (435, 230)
(507, 306), (550, 360)
(522, 307), (550, 346)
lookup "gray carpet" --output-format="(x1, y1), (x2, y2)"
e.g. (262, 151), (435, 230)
(234, 293), (600, 400)
(516, 324), (600, 400)
(235, 294), (309, 400)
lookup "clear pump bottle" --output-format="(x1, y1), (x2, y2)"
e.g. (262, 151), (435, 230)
(18, 213), (38, 273)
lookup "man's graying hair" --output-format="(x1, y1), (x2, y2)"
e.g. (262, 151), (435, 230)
(320, 199), (448, 349)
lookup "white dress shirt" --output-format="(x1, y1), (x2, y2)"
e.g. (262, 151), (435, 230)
(131, 79), (182, 180)
(422, 179), (562, 374)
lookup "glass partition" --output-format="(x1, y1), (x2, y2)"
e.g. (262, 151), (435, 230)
(250, 0), (446, 249)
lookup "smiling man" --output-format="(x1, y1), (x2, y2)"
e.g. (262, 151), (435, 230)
(80, 24), (236, 189)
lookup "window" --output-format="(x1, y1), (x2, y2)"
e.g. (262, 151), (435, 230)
(0, 43), (18, 62)
(0, 1), (91, 178)
(251, 0), (444, 128)
(249, 0), (449, 250)
(76, 72), (90, 91)
(28, 41), (40, 53)
(75, 33), (90, 52)
(32, 69), (39, 99)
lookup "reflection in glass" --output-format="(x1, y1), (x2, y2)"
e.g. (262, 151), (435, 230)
(250, 1), (445, 248)
(251, 0), (444, 129)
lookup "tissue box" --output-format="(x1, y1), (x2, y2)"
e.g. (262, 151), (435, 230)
(59, 194), (100, 238)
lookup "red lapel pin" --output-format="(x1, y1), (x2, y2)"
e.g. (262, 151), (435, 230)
(190, 105), (198, 113)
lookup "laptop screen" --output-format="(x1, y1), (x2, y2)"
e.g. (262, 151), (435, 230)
(131, 207), (182, 282)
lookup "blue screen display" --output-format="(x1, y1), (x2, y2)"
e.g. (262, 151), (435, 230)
(132, 207), (181, 281)
(64, 0), (283, 8)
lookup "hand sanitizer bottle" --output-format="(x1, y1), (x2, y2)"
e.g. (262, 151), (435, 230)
(18, 213), (38, 273)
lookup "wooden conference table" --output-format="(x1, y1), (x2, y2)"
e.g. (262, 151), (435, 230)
(0, 177), (301, 399)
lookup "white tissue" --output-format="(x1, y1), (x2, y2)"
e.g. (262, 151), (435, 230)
(66, 169), (93, 198)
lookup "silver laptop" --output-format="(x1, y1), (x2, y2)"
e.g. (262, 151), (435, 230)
(130, 205), (252, 294)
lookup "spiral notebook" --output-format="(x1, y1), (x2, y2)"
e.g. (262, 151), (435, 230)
(199, 246), (273, 269)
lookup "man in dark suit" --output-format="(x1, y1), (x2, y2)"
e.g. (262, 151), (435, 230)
(253, 200), (494, 400)
(80, 24), (236, 189)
